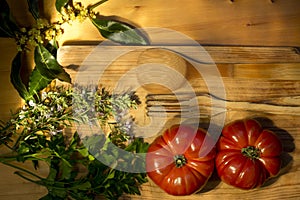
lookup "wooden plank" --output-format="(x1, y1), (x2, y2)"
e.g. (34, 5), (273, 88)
(55, 0), (300, 46)
(146, 95), (300, 116)
(232, 63), (300, 80)
(66, 62), (298, 81)
(0, 39), (22, 122)
(121, 181), (300, 200)
(64, 72), (300, 102)
(189, 78), (300, 101)
(57, 45), (300, 65)
(0, 72), (22, 114)
(0, 103), (21, 122)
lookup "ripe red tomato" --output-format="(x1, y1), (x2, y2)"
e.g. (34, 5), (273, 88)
(146, 124), (216, 196)
(215, 119), (282, 189)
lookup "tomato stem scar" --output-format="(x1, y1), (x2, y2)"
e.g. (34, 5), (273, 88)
(241, 146), (261, 160)
(174, 155), (187, 168)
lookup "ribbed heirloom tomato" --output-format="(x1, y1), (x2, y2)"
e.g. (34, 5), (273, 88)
(216, 119), (282, 189)
(146, 124), (216, 196)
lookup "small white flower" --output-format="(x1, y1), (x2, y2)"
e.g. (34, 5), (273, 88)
(50, 129), (63, 136)
(18, 110), (26, 119)
(16, 124), (20, 130)
(57, 104), (63, 111)
(19, 114), (25, 120)
(28, 100), (36, 107)
(50, 130), (57, 136)
(41, 92), (47, 101)
(22, 105), (27, 110)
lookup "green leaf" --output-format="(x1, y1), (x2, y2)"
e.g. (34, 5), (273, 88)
(28, 149), (53, 163)
(0, 0), (19, 37)
(47, 167), (58, 182)
(90, 18), (148, 45)
(76, 147), (89, 158)
(103, 169), (115, 183)
(34, 44), (71, 83)
(72, 181), (91, 190)
(82, 134), (106, 155)
(55, 0), (69, 12)
(136, 139), (149, 153)
(60, 158), (72, 180)
(17, 142), (30, 154)
(45, 38), (59, 57)
(28, 67), (52, 95)
(125, 138), (149, 153)
(47, 189), (67, 199)
(27, 0), (40, 19)
(10, 52), (30, 100)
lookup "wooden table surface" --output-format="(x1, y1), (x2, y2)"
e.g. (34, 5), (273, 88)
(0, 1), (300, 199)
(56, 42), (300, 200)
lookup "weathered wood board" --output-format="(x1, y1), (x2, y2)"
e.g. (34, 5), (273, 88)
(52, 0), (300, 46)
(5, 0), (300, 47)
(0, 0), (300, 198)
(55, 44), (300, 200)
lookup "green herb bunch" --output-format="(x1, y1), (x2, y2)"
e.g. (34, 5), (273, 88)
(0, 86), (149, 200)
(0, 1), (149, 199)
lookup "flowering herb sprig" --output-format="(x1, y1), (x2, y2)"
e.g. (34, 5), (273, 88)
(0, 0), (148, 101)
(0, 86), (149, 200)
(15, 2), (98, 51)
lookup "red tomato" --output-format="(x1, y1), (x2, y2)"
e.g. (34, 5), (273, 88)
(146, 124), (216, 196)
(216, 119), (282, 189)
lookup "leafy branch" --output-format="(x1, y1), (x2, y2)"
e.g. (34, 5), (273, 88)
(0, 0), (148, 101)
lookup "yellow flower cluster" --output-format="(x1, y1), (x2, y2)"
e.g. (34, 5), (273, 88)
(58, 2), (98, 23)
(16, 18), (63, 51)
(16, 2), (98, 51)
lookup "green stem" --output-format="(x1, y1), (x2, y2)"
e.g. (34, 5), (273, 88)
(14, 171), (43, 185)
(12, 130), (26, 150)
(0, 161), (44, 180)
(88, 0), (109, 10)
(2, 159), (96, 192)
(14, 172), (74, 191)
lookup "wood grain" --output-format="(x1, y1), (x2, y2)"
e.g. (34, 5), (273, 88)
(0, 39), (23, 121)
(146, 94), (300, 116)
(55, 0), (300, 46)
(0, 161), (47, 200)
(1, 0), (300, 198)
(2, 41), (299, 199)
(56, 44), (299, 200)
(57, 45), (300, 65)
